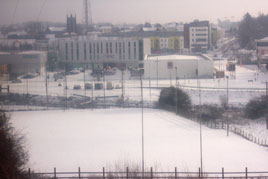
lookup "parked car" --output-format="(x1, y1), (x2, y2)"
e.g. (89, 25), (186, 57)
(73, 85), (81, 90)
(115, 84), (121, 89)
(94, 83), (103, 90)
(12, 79), (22, 83)
(104, 70), (116, 75)
(85, 83), (92, 90)
(22, 73), (35, 79)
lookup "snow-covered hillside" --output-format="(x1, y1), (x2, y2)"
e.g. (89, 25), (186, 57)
(10, 108), (268, 172)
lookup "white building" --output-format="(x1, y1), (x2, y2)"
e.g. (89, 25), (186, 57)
(58, 36), (151, 68)
(143, 54), (213, 79)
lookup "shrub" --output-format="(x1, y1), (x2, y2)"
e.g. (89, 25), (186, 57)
(245, 96), (267, 119)
(158, 87), (192, 114)
(0, 111), (28, 178)
(199, 105), (223, 121)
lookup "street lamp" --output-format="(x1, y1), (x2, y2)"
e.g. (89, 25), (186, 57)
(196, 68), (203, 177)
(226, 75), (229, 108)
(156, 58), (159, 88)
(140, 69), (145, 179)
(175, 66), (178, 115)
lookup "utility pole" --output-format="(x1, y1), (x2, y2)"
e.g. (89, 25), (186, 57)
(175, 67), (178, 115)
(45, 62), (48, 109)
(156, 59), (159, 88)
(103, 64), (106, 108)
(84, 64), (86, 97)
(196, 68), (203, 177)
(140, 69), (145, 179)
(266, 81), (268, 130)
(121, 69), (124, 107)
(226, 75), (229, 108)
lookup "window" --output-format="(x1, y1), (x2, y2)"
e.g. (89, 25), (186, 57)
(196, 33), (207, 36)
(65, 43), (68, 60)
(71, 42), (74, 60)
(119, 42), (122, 60)
(116, 42), (118, 53)
(89, 43), (92, 60)
(93, 43), (96, 60)
(106, 42), (109, 54)
(84, 42), (86, 60)
(128, 42), (131, 59)
(110, 42), (112, 53)
(97, 43), (99, 54)
(76, 43), (79, 60)
(134, 42), (136, 59)
(101, 43), (103, 53)
(196, 38), (207, 42)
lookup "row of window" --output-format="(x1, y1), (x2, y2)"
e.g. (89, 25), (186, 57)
(64, 41), (137, 61)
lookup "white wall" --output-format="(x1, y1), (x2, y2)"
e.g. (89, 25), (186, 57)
(144, 58), (213, 79)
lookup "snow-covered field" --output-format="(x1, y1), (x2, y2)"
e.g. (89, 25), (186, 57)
(11, 108), (268, 172)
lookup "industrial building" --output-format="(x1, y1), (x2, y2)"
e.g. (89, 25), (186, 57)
(0, 51), (47, 80)
(143, 54), (213, 79)
(58, 36), (151, 68)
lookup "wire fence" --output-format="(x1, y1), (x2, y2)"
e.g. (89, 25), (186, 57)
(26, 167), (268, 179)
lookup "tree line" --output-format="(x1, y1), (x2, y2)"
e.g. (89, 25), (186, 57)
(238, 13), (268, 49)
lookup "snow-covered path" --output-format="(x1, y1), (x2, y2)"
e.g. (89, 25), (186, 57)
(11, 108), (268, 172)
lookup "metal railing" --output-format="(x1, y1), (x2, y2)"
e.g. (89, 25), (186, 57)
(26, 167), (268, 179)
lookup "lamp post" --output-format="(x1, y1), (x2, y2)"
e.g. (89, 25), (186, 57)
(196, 68), (203, 177)
(175, 66), (178, 115)
(226, 75), (229, 108)
(140, 69), (145, 179)
(156, 58), (159, 88)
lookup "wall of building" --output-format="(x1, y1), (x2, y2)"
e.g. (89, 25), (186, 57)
(143, 56), (213, 79)
(58, 37), (151, 68)
(0, 51), (47, 77)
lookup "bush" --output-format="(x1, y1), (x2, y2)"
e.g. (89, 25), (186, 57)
(0, 111), (28, 178)
(158, 87), (192, 114)
(245, 96), (267, 119)
(199, 105), (223, 121)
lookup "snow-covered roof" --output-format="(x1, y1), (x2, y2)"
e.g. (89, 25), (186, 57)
(146, 54), (203, 61)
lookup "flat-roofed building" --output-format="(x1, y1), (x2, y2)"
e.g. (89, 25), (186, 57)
(143, 54), (213, 79)
(58, 36), (151, 69)
(0, 51), (47, 80)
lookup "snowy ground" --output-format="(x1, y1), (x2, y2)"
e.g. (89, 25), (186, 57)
(1, 61), (267, 107)
(11, 108), (268, 172)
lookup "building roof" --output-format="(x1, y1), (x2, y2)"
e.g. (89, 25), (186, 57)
(146, 54), (204, 61)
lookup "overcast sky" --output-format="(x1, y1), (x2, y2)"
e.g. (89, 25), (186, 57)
(1, 0), (268, 26)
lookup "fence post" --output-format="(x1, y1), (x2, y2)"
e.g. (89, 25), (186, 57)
(198, 168), (201, 179)
(28, 168), (31, 179)
(78, 167), (81, 179)
(126, 167), (129, 179)
(175, 167), (177, 179)
(54, 167), (56, 179)
(103, 167), (105, 179)
(245, 167), (248, 179)
(222, 168), (224, 179)
(150, 167), (153, 179)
